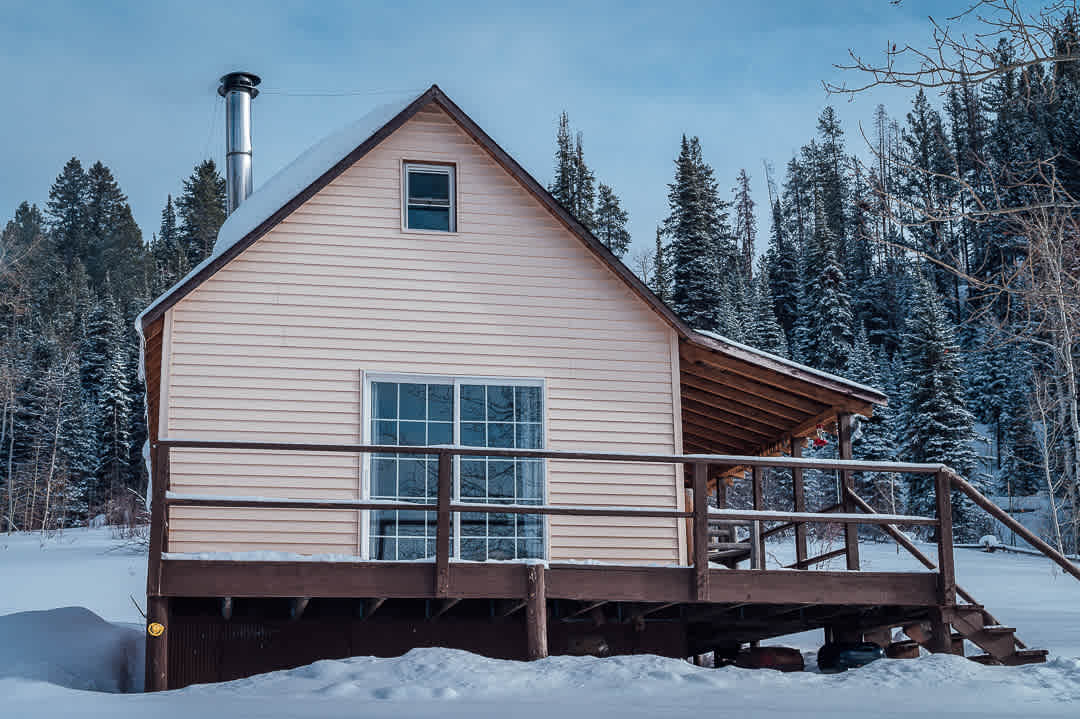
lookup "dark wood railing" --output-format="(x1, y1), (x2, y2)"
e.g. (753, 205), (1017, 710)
(147, 438), (960, 606)
(142, 438), (1080, 692)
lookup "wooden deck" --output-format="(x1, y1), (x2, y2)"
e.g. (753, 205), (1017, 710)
(144, 438), (1072, 690)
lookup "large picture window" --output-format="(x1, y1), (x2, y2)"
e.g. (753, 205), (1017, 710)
(366, 377), (545, 561)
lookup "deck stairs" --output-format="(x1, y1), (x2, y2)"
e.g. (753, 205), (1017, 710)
(898, 603), (1047, 666)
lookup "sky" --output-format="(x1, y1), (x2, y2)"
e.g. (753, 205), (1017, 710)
(1, 0), (940, 262)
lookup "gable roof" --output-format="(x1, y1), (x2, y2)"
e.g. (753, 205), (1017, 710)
(137, 84), (885, 412)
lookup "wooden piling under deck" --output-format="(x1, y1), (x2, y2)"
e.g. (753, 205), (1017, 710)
(145, 596), (169, 692)
(525, 564), (548, 660)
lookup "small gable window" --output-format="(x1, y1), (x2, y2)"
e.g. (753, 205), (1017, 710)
(404, 162), (455, 232)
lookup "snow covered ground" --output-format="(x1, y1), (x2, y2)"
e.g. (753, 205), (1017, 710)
(1, 527), (1078, 718)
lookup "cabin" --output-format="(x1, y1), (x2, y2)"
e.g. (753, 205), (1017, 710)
(138, 78), (1054, 690)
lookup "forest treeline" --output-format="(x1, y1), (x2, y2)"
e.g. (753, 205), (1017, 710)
(3, 26), (1079, 549)
(0, 159), (224, 531)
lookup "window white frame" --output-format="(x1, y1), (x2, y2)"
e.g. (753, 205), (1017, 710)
(402, 162), (456, 233)
(360, 372), (548, 561)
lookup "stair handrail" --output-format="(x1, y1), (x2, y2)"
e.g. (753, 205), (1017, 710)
(946, 470), (1080, 583)
(845, 487), (1025, 650)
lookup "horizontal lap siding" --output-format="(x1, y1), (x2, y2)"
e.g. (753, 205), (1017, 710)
(166, 106), (680, 563)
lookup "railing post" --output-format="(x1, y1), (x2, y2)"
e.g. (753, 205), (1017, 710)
(935, 469), (956, 606)
(435, 451), (452, 597)
(837, 414), (860, 570)
(692, 462), (709, 601)
(790, 438), (808, 570)
(751, 464), (765, 567)
(145, 442), (170, 692)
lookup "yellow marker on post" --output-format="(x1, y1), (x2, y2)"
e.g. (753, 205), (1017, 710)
(147, 622), (165, 637)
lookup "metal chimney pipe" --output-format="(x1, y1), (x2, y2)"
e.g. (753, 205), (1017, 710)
(217, 71), (261, 215)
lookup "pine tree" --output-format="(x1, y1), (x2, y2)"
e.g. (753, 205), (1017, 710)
(901, 90), (956, 313)
(813, 107), (850, 258)
(847, 327), (899, 507)
(898, 274), (981, 539)
(94, 303), (131, 510)
(733, 169), (756, 281)
(571, 133), (596, 231)
(716, 272), (749, 343)
(594, 184), (630, 256)
(650, 227), (671, 302)
(547, 113), (600, 232)
(152, 194), (189, 292)
(793, 192), (853, 373)
(663, 135), (731, 329)
(766, 195), (800, 349)
(45, 158), (88, 268)
(178, 160), (227, 267)
(746, 260), (789, 357)
(549, 111), (575, 209)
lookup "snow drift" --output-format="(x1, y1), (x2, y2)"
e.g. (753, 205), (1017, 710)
(0, 607), (143, 693)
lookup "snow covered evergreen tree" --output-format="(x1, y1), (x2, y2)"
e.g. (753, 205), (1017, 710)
(898, 274), (981, 539)
(746, 262), (789, 358)
(663, 135), (731, 330)
(793, 192), (853, 373)
(94, 304), (131, 511)
(847, 327), (900, 508)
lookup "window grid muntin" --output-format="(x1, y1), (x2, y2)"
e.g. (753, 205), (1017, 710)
(459, 383), (544, 561)
(369, 381), (451, 560)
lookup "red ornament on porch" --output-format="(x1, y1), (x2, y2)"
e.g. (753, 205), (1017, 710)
(812, 423), (829, 448)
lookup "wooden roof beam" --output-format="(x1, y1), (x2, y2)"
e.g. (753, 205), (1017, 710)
(681, 397), (787, 437)
(680, 370), (821, 421)
(682, 414), (772, 445)
(680, 383), (805, 427)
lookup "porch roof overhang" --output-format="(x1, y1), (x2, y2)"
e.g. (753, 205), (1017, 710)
(679, 331), (887, 466)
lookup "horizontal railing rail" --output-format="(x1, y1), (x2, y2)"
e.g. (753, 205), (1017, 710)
(154, 438), (951, 473)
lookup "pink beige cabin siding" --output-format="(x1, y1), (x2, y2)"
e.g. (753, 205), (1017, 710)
(164, 106), (683, 564)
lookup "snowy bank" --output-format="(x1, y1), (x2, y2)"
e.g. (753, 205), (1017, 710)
(0, 607), (143, 692)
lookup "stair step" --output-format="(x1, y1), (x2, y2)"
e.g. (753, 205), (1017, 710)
(886, 640), (921, 659)
(968, 654), (1001, 666)
(980, 626), (1016, 635)
(969, 649), (1048, 667)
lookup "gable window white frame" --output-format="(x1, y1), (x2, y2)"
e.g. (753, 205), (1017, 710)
(402, 162), (456, 233)
(361, 373), (547, 562)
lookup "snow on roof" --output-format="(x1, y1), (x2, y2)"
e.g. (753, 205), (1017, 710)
(135, 90), (423, 330)
(692, 328), (886, 400)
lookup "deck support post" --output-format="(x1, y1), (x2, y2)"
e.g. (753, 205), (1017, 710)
(926, 606), (954, 654)
(751, 465), (765, 567)
(790, 438), (808, 570)
(837, 414), (859, 571)
(145, 595), (169, 692)
(525, 564), (548, 660)
(934, 470), (956, 606)
(435, 451), (452, 597)
(145, 442), (169, 692)
(692, 463), (709, 600)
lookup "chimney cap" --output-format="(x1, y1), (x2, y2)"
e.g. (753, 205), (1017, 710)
(218, 71), (262, 99)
